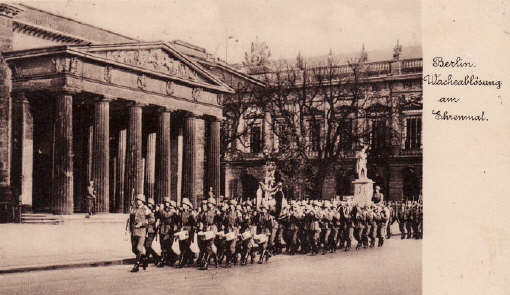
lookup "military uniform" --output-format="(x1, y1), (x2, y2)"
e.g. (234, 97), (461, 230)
(158, 198), (178, 266)
(144, 199), (159, 265)
(176, 198), (197, 268)
(129, 194), (150, 272)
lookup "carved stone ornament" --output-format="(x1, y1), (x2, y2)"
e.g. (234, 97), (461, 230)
(216, 93), (224, 105)
(192, 87), (202, 101)
(166, 81), (175, 95)
(10, 64), (21, 78)
(104, 49), (200, 82)
(137, 74), (146, 89)
(0, 4), (23, 18)
(51, 57), (79, 74)
(69, 57), (79, 75)
(104, 66), (112, 83)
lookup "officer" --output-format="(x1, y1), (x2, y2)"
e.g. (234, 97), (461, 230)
(176, 197), (196, 268)
(144, 198), (160, 265)
(223, 200), (239, 267)
(128, 194), (150, 272)
(200, 199), (218, 270)
(157, 197), (177, 267)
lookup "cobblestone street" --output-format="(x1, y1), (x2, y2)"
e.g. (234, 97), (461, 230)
(0, 238), (421, 295)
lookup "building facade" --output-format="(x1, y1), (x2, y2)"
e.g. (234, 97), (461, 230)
(0, 3), (240, 215)
(223, 47), (422, 202)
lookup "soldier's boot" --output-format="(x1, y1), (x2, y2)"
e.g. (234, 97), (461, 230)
(258, 249), (264, 264)
(225, 253), (232, 268)
(176, 255), (185, 268)
(265, 249), (271, 263)
(131, 254), (141, 272)
(153, 253), (161, 266)
(200, 254), (209, 270)
(355, 241), (361, 251)
(401, 233), (405, 239)
(141, 254), (148, 270)
(130, 262), (140, 273)
(157, 252), (166, 267)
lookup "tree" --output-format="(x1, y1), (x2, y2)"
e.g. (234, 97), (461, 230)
(252, 50), (420, 199)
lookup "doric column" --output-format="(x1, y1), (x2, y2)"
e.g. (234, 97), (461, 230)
(124, 103), (143, 211)
(52, 90), (75, 215)
(182, 113), (205, 207)
(176, 126), (183, 205)
(91, 96), (111, 213)
(207, 118), (221, 199)
(14, 92), (33, 208)
(156, 108), (171, 204)
(182, 114), (196, 206)
(116, 129), (126, 212)
(145, 133), (156, 202)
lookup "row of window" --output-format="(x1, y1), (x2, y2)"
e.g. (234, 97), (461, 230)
(248, 117), (422, 154)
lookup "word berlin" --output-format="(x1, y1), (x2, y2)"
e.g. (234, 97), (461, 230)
(423, 73), (502, 89)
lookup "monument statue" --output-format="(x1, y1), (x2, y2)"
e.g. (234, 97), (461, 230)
(355, 144), (369, 179)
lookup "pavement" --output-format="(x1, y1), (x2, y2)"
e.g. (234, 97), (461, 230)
(0, 238), (422, 295)
(0, 215), (404, 274)
(0, 214), (161, 274)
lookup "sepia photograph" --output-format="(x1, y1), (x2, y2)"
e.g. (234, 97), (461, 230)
(0, 1), (423, 294)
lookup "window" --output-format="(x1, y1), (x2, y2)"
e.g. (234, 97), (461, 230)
(405, 117), (422, 150)
(370, 119), (387, 151)
(340, 119), (353, 150)
(250, 126), (262, 153)
(309, 121), (321, 152)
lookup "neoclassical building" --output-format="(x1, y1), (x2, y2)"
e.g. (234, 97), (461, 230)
(0, 3), (262, 215)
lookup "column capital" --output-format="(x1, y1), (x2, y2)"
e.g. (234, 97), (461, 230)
(12, 91), (29, 103)
(127, 101), (147, 108)
(54, 86), (81, 96)
(158, 106), (175, 113)
(97, 94), (116, 102)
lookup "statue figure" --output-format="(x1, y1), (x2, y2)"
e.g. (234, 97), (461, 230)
(393, 40), (402, 61)
(355, 144), (369, 179)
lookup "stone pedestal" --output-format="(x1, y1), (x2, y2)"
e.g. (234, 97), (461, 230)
(352, 178), (374, 205)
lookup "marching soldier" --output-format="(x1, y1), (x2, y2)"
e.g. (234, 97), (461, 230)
(396, 202), (407, 239)
(405, 202), (414, 239)
(128, 194), (151, 272)
(223, 200), (239, 267)
(157, 198), (178, 267)
(144, 198), (160, 265)
(199, 199), (219, 270)
(176, 197), (196, 268)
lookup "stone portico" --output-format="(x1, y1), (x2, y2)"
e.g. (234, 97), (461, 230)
(5, 42), (233, 214)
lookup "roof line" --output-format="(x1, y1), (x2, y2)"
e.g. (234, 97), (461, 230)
(16, 3), (139, 41)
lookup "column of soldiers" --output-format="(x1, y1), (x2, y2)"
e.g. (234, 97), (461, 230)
(127, 194), (423, 272)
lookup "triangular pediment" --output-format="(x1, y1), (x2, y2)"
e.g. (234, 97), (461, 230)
(73, 42), (233, 93)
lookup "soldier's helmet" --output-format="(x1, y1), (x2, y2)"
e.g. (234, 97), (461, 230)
(182, 198), (193, 209)
(169, 200), (177, 207)
(163, 197), (171, 204)
(136, 194), (145, 203)
(147, 198), (155, 205)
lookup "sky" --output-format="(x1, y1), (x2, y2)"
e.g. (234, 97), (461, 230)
(20, 0), (422, 64)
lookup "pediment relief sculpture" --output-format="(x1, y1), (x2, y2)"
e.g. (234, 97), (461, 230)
(105, 49), (201, 82)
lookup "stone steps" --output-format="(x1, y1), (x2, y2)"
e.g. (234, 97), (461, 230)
(21, 213), (62, 224)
